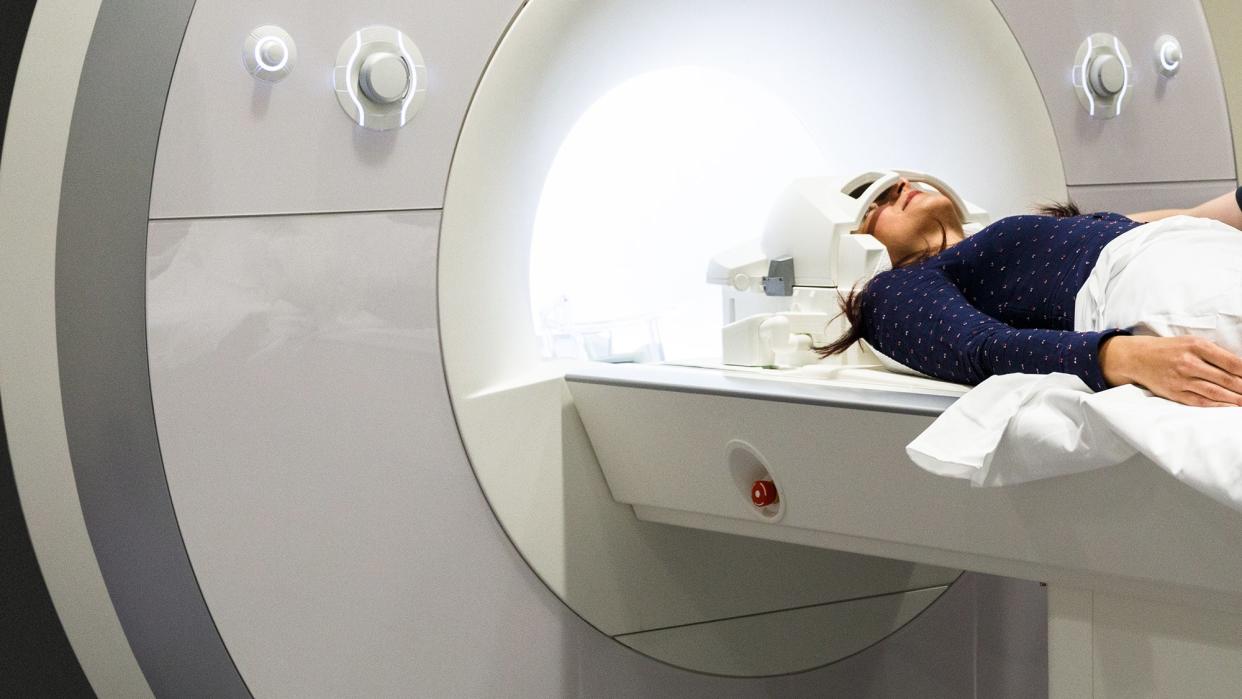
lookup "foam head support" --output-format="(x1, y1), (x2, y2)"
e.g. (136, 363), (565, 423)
(760, 170), (989, 290)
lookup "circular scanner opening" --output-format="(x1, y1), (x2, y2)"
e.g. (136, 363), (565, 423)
(442, 0), (1066, 677)
(530, 67), (826, 363)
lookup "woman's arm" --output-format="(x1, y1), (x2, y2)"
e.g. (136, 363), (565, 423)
(1129, 186), (1242, 229)
(1099, 334), (1242, 407)
(861, 268), (1126, 391)
(865, 269), (1242, 405)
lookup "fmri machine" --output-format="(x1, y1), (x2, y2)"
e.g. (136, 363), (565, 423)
(4, 1), (1242, 696)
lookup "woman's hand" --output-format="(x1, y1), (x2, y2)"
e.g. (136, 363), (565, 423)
(1100, 335), (1242, 407)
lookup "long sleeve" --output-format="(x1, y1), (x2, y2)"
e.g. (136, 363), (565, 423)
(860, 266), (1129, 391)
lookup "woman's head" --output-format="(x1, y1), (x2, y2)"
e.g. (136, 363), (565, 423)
(815, 192), (1085, 361)
(857, 178), (964, 264)
(812, 176), (966, 360)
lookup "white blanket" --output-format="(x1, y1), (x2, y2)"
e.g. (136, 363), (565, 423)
(907, 215), (1242, 511)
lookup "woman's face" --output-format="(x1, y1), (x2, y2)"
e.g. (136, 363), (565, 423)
(858, 178), (958, 258)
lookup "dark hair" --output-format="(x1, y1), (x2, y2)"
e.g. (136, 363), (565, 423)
(813, 199), (1082, 359)
(1034, 200), (1081, 218)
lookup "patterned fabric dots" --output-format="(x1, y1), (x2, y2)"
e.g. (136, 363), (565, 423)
(860, 213), (1141, 392)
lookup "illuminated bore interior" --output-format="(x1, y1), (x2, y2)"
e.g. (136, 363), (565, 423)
(529, 67), (827, 363)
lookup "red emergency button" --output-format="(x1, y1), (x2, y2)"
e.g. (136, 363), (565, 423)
(751, 480), (779, 508)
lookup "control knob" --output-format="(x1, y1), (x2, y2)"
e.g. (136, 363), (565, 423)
(360, 52), (410, 104)
(1072, 33), (1133, 119)
(333, 26), (428, 131)
(1155, 34), (1183, 77)
(1088, 54), (1125, 97)
(243, 26), (297, 83)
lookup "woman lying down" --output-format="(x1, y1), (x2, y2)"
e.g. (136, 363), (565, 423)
(818, 179), (1242, 508)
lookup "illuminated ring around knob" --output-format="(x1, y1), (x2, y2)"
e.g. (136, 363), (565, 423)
(1072, 32), (1133, 120)
(333, 26), (428, 131)
(243, 26), (297, 82)
(1155, 34), (1182, 77)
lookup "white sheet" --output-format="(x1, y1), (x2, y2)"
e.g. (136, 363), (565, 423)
(907, 215), (1242, 511)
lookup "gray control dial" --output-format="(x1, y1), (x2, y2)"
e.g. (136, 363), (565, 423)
(360, 52), (410, 104)
(1089, 55), (1125, 96)
(333, 26), (427, 131)
(1073, 33), (1133, 120)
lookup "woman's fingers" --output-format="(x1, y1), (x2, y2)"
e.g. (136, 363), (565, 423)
(1180, 338), (1242, 405)
(1180, 392), (1236, 408)
(1120, 335), (1242, 407)
(1194, 337), (1242, 376)
(1184, 379), (1242, 407)
(1188, 356), (1242, 401)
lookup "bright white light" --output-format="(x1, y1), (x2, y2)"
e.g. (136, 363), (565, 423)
(1113, 36), (1129, 116)
(1160, 42), (1180, 72)
(529, 67), (826, 362)
(347, 32), (365, 127)
(254, 36), (289, 72)
(397, 33), (417, 125)
(1081, 37), (1096, 118)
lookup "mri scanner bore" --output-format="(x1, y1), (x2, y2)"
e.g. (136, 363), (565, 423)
(10, 0), (1242, 694)
(446, 0), (1064, 677)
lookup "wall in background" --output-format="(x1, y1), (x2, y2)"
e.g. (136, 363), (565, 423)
(1202, 0), (1242, 177)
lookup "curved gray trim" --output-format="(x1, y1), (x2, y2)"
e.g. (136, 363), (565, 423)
(1, 5), (94, 691)
(55, 1), (250, 696)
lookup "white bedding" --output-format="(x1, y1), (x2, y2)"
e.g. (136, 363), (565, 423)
(907, 215), (1242, 511)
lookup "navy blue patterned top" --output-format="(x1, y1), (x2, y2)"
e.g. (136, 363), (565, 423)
(860, 212), (1143, 391)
